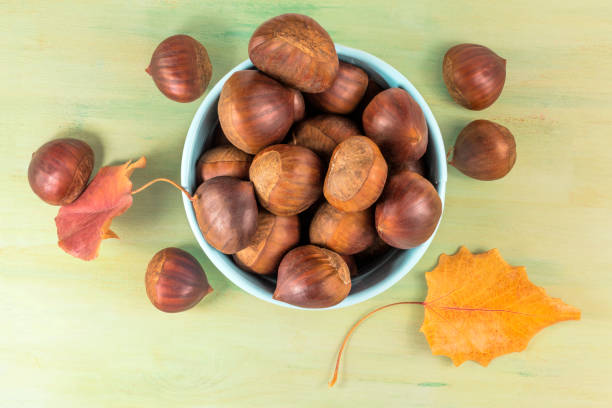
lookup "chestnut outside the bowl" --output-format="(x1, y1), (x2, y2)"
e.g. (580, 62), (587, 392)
(181, 44), (447, 310)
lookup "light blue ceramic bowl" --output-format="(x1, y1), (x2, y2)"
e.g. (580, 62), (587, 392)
(181, 44), (447, 310)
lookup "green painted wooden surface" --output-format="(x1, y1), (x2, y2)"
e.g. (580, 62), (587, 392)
(1, 1), (611, 406)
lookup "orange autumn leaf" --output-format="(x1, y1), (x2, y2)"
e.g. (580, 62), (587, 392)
(329, 246), (581, 387)
(420, 246), (581, 366)
(55, 157), (146, 261)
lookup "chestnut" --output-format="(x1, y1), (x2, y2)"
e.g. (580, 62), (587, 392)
(305, 62), (368, 114)
(248, 13), (338, 93)
(249, 144), (323, 216)
(193, 176), (258, 254)
(146, 35), (212, 103)
(145, 247), (213, 313)
(218, 70), (305, 154)
(324, 136), (387, 212)
(309, 202), (376, 255)
(375, 170), (442, 249)
(449, 119), (516, 180)
(28, 138), (94, 205)
(233, 210), (300, 275)
(443, 44), (506, 110)
(273, 245), (351, 308)
(196, 145), (252, 183)
(290, 114), (360, 161)
(363, 88), (428, 165)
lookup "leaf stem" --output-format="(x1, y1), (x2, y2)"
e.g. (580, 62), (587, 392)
(328, 301), (425, 388)
(131, 178), (194, 201)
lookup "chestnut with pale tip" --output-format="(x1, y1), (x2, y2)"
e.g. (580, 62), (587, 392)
(193, 176), (258, 254)
(146, 35), (212, 103)
(363, 87), (428, 165)
(28, 138), (94, 206)
(248, 13), (339, 93)
(249, 144), (323, 216)
(218, 70), (305, 154)
(309, 202), (376, 255)
(196, 145), (252, 183)
(274, 245), (351, 308)
(145, 247), (213, 313)
(290, 114), (360, 161)
(442, 43), (506, 110)
(449, 120), (516, 180)
(305, 62), (368, 114)
(375, 170), (442, 249)
(233, 210), (300, 275)
(324, 136), (388, 212)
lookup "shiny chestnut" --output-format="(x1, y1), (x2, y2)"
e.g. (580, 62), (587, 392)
(363, 88), (428, 165)
(218, 70), (305, 154)
(449, 119), (516, 180)
(248, 14), (338, 93)
(145, 247), (213, 313)
(146, 35), (212, 103)
(28, 138), (94, 205)
(274, 245), (351, 308)
(375, 170), (442, 249)
(443, 43), (506, 110)
(193, 176), (258, 254)
(249, 144), (323, 216)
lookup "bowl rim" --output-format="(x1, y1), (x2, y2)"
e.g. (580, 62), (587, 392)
(181, 43), (447, 310)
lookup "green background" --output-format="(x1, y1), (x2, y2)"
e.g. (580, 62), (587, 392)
(1, 0), (611, 406)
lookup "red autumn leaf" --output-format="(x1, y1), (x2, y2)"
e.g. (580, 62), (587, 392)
(55, 157), (146, 260)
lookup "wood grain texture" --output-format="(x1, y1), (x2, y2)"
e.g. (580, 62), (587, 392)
(1, 0), (611, 407)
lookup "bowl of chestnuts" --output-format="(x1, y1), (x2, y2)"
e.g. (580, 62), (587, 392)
(180, 14), (447, 309)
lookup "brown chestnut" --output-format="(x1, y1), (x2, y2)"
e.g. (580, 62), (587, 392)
(145, 247), (213, 313)
(28, 138), (94, 205)
(248, 14), (338, 93)
(290, 114), (360, 161)
(324, 136), (387, 212)
(193, 176), (258, 254)
(443, 44), (506, 110)
(146, 35), (212, 103)
(309, 202), (376, 255)
(249, 144), (323, 216)
(375, 170), (442, 249)
(233, 210), (300, 275)
(196, 145), (252, 183)
(363, 88), (428, 164)
(449, 120), (516, 180)
(218, 70), (304, 154)
(274, 245), (351, 308)
(305, 62), (368, 114)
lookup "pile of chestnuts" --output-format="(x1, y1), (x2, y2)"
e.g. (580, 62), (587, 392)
(28, 13), (518, 314)
(190, 14), (443, 308)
